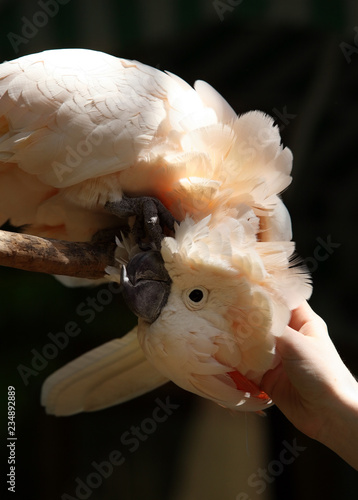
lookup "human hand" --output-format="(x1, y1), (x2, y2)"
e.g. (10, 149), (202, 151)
(261, 301), (358, 470)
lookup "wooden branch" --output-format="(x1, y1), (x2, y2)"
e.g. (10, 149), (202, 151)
(0, 229), (117, 279)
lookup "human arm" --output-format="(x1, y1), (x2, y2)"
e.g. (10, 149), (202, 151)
(261, 301), (358, 470)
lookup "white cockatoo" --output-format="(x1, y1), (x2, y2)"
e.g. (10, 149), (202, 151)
(0, 49), (311, 415)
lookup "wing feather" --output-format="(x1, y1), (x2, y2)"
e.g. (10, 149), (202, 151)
(41, 327), (168, 416)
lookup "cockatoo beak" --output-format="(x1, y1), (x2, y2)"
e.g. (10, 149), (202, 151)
(121, 250), (171, 324)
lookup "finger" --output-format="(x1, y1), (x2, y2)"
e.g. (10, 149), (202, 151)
(276, 325), (306, 360)
(288, 301), (316, 332)
(260, 362), (285, 396)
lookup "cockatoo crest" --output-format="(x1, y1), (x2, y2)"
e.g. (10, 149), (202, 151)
(156, 111), (292, 229)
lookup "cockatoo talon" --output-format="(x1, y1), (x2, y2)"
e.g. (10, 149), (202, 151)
(90, 226), (129, 245)
(105, 196), (177, 250)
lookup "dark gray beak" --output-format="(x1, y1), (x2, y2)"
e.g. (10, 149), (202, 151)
(121, 250), (171, 323)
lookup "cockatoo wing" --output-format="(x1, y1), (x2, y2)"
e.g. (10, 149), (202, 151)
(41, 326), (168, 416)
(0, 48), (293, 243)
(0, 49), (220, 188)
(0, 48), (223, 239)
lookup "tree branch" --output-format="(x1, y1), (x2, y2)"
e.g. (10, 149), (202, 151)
(0, 229), (117, 279)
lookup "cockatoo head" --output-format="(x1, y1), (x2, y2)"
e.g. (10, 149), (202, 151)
(120, 211), (311, 411)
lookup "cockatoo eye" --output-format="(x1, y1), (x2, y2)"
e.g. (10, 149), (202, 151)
(183, 286), (209, 310)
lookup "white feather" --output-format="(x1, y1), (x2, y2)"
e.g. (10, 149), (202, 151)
(194, 80), (237, 124)
(41, 327), (168, 416)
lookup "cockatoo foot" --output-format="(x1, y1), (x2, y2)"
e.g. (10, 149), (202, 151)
(90, 225), (129, 244)
(105, 196), (178, 250)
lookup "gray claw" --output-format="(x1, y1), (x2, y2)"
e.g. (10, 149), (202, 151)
(105, 196), (178, 249)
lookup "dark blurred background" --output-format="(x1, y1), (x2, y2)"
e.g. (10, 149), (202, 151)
(1, 0), (357, 499)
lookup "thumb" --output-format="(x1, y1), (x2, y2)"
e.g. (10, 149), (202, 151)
(276, 324), (308, 362)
